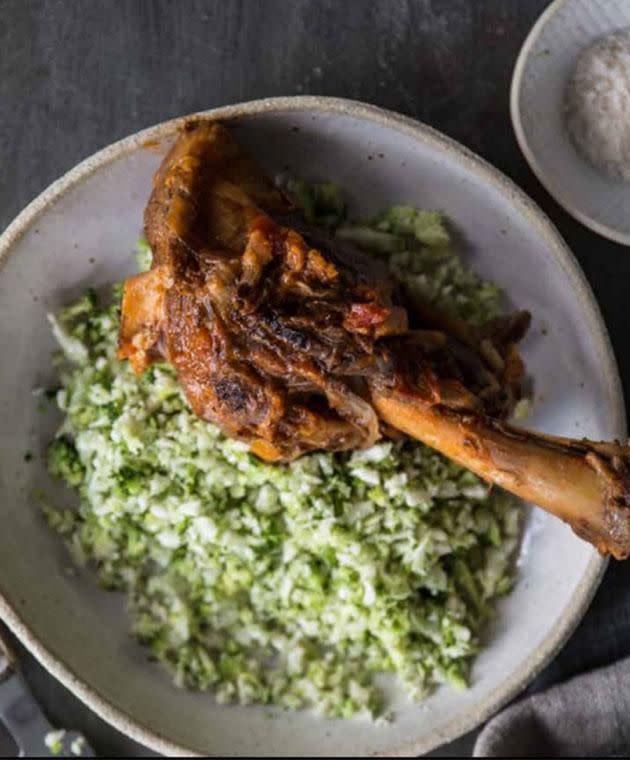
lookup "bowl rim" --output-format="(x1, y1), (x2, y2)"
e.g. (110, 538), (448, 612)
(510, 0), (630, 247)
(0, 95), (620, 757)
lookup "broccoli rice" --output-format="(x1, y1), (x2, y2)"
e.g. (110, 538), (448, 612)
(44, 187), (521, 719)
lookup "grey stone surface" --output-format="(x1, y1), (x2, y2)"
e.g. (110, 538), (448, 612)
(1, 1), (629, 756)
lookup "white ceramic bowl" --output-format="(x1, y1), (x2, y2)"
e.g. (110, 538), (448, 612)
(0, 97), (623, 756)
(511, 0), (630, 245)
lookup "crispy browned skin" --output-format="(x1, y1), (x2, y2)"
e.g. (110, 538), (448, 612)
(119, 120), (630, 559)
(120, 121), (411, 459)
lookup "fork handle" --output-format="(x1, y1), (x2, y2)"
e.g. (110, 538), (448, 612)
(0, 626), (16, 681)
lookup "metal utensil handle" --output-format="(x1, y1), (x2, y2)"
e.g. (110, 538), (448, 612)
(0, 626), (55, 756)
(0, 626), (95, 757)
(0, 627), (16, 680)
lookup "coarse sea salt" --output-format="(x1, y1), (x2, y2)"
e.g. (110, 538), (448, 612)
(566, 28), (630, 181)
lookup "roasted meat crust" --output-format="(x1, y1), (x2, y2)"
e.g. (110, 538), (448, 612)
(121, 122), (407, 459)
(119, 120), (630, 559)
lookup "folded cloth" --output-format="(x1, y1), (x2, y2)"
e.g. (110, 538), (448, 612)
(473, 655), (630, 757)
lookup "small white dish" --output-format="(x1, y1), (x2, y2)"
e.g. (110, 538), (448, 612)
(511, 0), (630, 245)
(0, 97), (623, 756)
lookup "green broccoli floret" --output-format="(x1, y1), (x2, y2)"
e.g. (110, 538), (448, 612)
(135, 237), (153, 272)
(376, 206), (450, 248)
(44, 730), (66, 756)
(48, 437), (85, 487)
(58, 289), (98, 323)
(110, 282), (124, 307)
(288, 180), (346, 229)
(336, 226), (403, 254)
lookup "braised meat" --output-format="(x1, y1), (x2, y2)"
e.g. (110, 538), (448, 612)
(119, 121), (630, 559)
(120, 122), (408, 459)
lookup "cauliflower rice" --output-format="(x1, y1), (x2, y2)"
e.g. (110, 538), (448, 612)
(44, 189), (520, 719)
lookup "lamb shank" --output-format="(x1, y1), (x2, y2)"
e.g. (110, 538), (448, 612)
(118, 121), (630, 559)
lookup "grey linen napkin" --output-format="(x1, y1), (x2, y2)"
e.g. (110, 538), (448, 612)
(473, 655), (630, 757)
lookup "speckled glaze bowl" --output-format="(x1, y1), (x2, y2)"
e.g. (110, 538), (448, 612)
(511, 0), (630, 245)
(0, 97), (622, 756)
